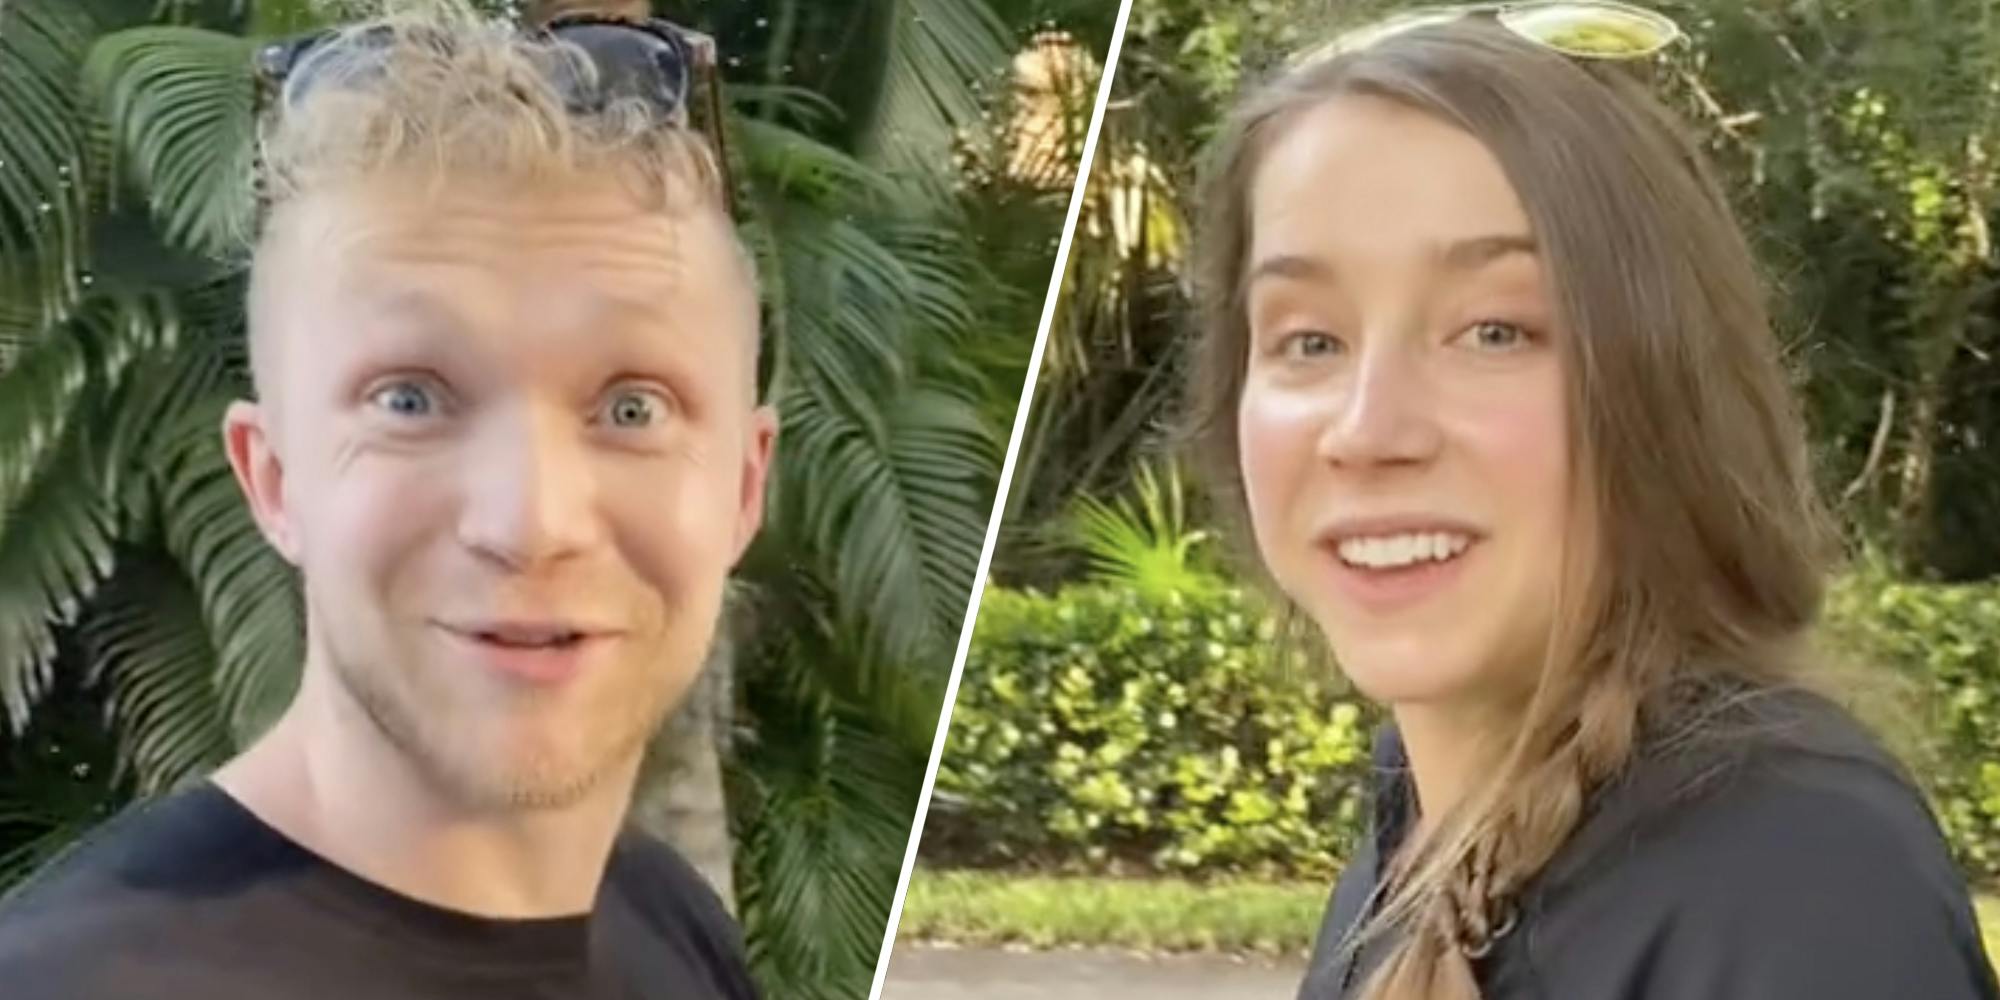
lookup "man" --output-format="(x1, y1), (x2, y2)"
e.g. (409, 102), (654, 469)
(0, 5), (773, 998)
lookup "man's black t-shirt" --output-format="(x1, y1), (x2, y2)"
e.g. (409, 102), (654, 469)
(0, 782), (761, 999)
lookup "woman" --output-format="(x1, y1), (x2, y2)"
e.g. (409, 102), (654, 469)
(1186, 5), (1998, 999)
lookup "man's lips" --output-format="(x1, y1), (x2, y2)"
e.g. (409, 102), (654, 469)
(431, 621), (623, 685)
(432, 619), (622, 646)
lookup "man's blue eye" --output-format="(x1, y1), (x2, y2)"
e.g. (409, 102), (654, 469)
(369, 381), (436, 417)
(602, 389), (665, 428)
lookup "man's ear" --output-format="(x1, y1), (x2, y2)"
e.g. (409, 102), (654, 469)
(223, 400), (300, 564)
(731, 405), (778, 565)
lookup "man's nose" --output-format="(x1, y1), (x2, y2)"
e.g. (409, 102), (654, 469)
(454, 404), (602, 571)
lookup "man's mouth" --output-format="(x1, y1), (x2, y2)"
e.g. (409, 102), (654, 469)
(469, 626), (588, 649)
(433, 619), (618, 685)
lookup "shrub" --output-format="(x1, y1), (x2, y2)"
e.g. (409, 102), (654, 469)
(929, 583), (1373, 877)
(937, 570), (2000, 884)
(1823, 563), (2000, 881)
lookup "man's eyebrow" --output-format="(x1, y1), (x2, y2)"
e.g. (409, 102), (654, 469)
(358, 286), (470, 333)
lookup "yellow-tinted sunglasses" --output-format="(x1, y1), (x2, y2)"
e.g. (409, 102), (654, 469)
(1302, 1), (1683, 63)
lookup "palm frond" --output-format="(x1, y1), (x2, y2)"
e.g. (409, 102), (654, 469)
(867, 0), (1011, 177)
(151, 389), (302, 745)
(766, 208), (920, 420)
(775, 379), (995, 667)
(0, 0), (95, 321)
(0, 414), (121, 733)
(735, 115), (899, 206)
(245, 0), (337, 37)
(81, 555), (232, 793)
(0, 294), (180, 731)
(1066, 459), (1214, 598)
(878, 218), (982, 358)
(732, 657), (921, 1000)
(83, 25), (258, 259)
(0, 318), (94, 525)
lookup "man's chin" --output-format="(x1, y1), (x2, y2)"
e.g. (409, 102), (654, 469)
(421, 745), (633, 813)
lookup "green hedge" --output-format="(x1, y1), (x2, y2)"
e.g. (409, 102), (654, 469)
(1824, 564), (2000, 882)
(930, 584), (1372, 877)
(934, 571), (2000, 882)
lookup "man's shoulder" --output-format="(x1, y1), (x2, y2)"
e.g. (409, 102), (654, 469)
(603, 829), (739, 938)
(0, 785), (259, 994)
(602, 830), (759, 999)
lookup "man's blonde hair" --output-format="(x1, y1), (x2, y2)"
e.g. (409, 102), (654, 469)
(253, 0), (723, 232)
(246, 0), (749, 402)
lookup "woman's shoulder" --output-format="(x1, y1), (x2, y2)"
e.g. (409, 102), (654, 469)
(1626, 685), (1934, 854)
(1509, 686), (1996, 998)
(1561, 684), (1952, 897)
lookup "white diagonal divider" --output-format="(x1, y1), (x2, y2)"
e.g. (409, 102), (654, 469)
(865, 1), (1140, 995)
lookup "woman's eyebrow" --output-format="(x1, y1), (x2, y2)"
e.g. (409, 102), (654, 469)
(1437, 233), (1538, 272)
(1245, 233), (1537, 289)
(1244, 252), (1335, 293)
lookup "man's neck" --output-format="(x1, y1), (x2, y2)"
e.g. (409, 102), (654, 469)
(212, 666), (638, 919)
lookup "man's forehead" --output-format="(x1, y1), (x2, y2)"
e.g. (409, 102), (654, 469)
(250, 169), (758, 394)
(296, 176), (699, 257)
(262, 174), (746, 303)
(341, 273), (693, 335)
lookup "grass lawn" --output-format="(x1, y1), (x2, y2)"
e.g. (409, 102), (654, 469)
(898, 869), (1326, 955)
(903, 868), (2000, 968)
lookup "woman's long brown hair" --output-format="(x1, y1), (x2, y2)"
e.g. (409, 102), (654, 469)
(1188, 21), (1837, 999)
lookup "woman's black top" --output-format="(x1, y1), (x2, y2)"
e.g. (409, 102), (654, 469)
(1298, 688), (1999, 999)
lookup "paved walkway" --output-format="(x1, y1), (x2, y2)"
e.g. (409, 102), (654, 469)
(880, 945), (1307, 1000)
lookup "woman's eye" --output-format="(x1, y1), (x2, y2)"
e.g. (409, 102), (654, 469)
(1280, 330), (1342, 360)
(367, 379), (440, 418)
(1461, 320), (1530, 350)
(599, 387), (670, 429)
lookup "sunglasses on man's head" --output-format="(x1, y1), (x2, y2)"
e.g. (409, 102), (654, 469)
(251, 14), (765, 398)
(252, 13), (735, 214)
(1303, 0), (1683, 64)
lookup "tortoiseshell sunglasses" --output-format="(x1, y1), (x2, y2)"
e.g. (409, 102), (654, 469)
(251, 13), (736, 216)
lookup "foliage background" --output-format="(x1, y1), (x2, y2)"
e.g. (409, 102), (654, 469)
(0, 0), (1113, 997)
(923, 0), (2000, 891)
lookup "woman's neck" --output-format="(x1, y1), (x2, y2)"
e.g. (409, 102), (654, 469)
(1393, 698), (1515, 837)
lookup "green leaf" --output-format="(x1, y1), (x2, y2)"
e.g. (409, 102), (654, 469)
(733, 672), (921, 1000)
(776, 379), (995, 667)
(83, 25), (257, 259)
(0, 294), (180, 731)
(150, 389), (301, 745)
(82, 555), (232, 793)
(0, 0), (95, 320)
(867, 0), (1011, 177)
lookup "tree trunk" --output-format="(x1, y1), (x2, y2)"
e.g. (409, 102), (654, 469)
(626, 618), (738, 912)
(1890, 283), (1978, 573)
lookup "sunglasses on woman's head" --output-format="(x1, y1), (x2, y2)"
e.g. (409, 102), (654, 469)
(251, 13), (735, 214)
(1303, 0), (1683, 63)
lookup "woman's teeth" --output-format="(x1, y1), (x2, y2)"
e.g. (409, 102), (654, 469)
(1336, 531), (1471, 569)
